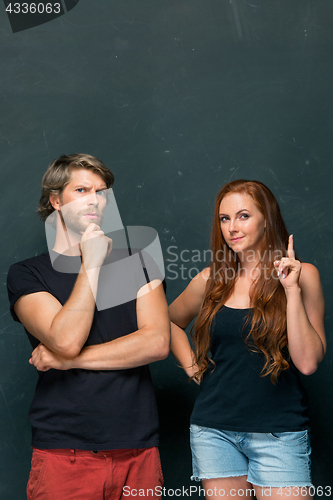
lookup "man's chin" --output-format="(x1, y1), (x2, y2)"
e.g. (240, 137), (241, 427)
(83, 216), (102, 225)
(63, 221), (89, 235)
(61, 213), (104, 235)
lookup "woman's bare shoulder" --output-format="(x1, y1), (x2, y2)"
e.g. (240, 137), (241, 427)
(300, 262), (321, 284)
(299, 263), (324, 302)
(188, 266), (210, 292)
(199, 266), (211, 281)
(169, 267), (211, 326)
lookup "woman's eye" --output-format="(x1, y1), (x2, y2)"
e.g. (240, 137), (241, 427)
(220, 216), (228, 222)
(240, 213), (249, 219)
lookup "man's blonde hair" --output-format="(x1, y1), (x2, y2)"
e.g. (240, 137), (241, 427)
(38, 153), (114, 221)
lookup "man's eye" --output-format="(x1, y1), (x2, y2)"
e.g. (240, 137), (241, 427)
(97, 190), (106, 197)
(77, 188), (85, 193)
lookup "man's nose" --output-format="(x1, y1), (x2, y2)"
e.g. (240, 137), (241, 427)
(87, 191), (99, 205)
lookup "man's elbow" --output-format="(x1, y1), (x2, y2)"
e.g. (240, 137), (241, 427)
(158, 337), (170, 360)
(151, 329), (170, 361)
(52, 340), (82, 360)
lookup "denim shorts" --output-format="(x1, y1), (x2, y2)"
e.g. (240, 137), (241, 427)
(190, 424), (312, 487)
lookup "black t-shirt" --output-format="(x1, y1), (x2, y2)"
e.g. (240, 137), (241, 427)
(7, 249), (162, 450)
(191, 306), (309, 432)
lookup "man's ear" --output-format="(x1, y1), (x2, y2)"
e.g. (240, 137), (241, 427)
(49, 193), (61, 211)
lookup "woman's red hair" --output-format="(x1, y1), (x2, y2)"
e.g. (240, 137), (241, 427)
(192, 180), (291, 384)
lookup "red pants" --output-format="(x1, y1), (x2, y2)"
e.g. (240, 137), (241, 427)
(27, 447), (164, 500)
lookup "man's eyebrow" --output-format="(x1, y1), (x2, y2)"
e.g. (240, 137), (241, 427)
(72, 183), (108, 190)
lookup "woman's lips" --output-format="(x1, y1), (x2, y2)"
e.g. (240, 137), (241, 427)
(230, 236), (244, 242)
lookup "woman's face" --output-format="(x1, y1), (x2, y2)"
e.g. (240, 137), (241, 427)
(219, 192), (266, 257)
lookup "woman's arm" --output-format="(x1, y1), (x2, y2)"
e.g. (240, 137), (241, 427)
(170, 322), (198, 378)
(169, 268), (210, 379)
(274, 235), (326, 375)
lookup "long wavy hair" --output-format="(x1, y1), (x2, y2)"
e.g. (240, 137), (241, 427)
(192, 180), (291, 384)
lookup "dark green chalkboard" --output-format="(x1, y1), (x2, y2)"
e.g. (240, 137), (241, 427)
(0, 1), (332, 498)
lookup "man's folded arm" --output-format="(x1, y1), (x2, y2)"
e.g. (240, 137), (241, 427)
(15, 265), (101, 359)
(29, 280), (170, 371)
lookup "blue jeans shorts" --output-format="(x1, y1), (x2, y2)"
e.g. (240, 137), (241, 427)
(190, 424), (312, 487)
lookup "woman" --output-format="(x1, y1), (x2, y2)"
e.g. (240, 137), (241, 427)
(169, 180), (325, 500)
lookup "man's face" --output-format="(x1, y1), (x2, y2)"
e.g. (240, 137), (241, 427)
(52, 168), (108, 234)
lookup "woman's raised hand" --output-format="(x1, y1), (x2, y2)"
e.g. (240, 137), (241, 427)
(274, 235), (302, 290)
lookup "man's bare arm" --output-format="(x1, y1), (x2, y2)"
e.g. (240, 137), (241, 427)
(15, 223), (111, 359)
(30, 281), (170, 371)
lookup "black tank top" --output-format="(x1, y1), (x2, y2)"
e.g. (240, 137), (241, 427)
(191, 306), (309, 432)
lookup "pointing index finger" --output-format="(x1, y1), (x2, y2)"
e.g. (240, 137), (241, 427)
(287, 234), (295, 259)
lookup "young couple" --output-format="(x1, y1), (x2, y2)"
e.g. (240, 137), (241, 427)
(7, 154), (325, 500)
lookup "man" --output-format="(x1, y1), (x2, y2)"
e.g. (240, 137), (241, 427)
(7, 154), (170, 500)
